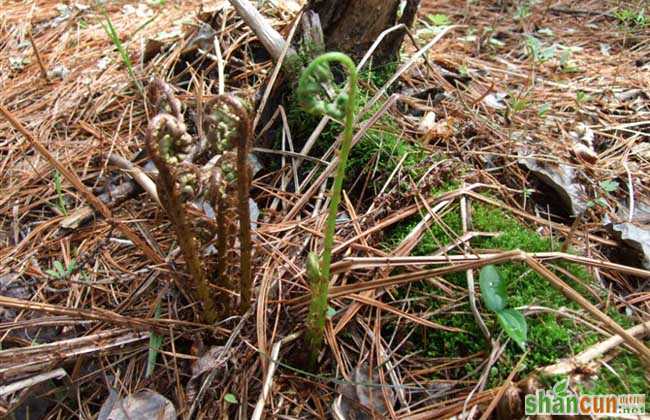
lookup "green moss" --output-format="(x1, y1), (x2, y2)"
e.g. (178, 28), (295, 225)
(285, 81), (425, 191)
(382, 194), (645, 390)
(585, 352), (650, 395)
(346, 125), (425, 184)
(359, 60), (399, 88)
(382, 181), (462, 249)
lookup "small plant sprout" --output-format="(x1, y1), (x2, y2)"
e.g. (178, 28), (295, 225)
(525, 36), (555, 63)
(297, 52), (358, 367)
(101, 11), (143, 94)
(53, 170), (67, 215)
(599, 179), (619, 193)
(509, 96), (529, 115)
(575, 91), (591, 105)
(514, 3), (532, 21)
(538, 103), (551, 118)
(427, 14), (451, 26)
(46, 258), (77, 280)
(479, 265), (527, 351)
(614, 8), (648, 28)
(224, 393), (238, 405)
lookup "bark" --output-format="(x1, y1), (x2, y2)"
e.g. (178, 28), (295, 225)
(307, 0), (420, 65)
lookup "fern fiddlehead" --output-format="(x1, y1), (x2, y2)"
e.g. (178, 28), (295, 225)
(146, 112), (218, 324)
(205, 95), (253, 314)
(297, 52), (358, 366)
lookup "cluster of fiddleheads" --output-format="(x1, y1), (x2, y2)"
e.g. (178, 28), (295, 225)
(145, 79), (253, 322)
(297, 52), (359, 367)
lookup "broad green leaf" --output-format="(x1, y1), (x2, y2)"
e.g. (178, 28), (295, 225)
(224, 393), (238, 404)
(45, 269), (60, 278)
(479, 265), (507, 312)
(496, 309), (527, 351)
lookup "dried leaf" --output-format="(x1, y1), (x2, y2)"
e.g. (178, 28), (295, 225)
(495, 384), (523, 420)
(186, 346), (230, 402)
(519, 157), (589, 215)
(99, 390), (176, 420)
(416, 111), (437, 133)
(605, 200), (650, 269)
(483, 92), (507, 109)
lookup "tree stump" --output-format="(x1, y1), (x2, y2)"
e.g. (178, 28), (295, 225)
(307, 0), (420, 65)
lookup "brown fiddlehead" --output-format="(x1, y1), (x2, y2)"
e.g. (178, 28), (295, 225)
(146, 110), (218, 324)
(204, 95), (253, 314)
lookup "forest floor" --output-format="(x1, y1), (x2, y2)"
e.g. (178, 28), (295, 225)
(0, 0), (649, 418)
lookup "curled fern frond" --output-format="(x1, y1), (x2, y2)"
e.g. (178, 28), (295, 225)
(296, 52), (357, 120)
(146, 113), (200, 202)
(205, 94), (253, 314)
(149, 78), (184, 121)
(147, 114), (193, 166)
(297, 52), (358, 283)
(146, 112), (218, 324)
(203, 96), (249, 155)
(297, 52), (359, 370)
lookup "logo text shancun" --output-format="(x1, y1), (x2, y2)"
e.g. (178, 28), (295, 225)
(525, 381), (645, 417)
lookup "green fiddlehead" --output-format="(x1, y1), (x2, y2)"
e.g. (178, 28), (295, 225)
(297, 52), (358, 368)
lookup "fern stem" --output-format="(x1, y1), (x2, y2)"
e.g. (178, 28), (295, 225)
(297, 52), (359, 368)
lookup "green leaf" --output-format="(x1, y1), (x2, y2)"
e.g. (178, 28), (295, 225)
(496, 309), (527, 351)
(537, 28), (554, 37)
(559, 50), (571, 66)
(326, 306), (336, 320)
(599, 180), (619, 193)
(526, 36), (541, 60)
(146, 304), (163, 378)
(553, 378), (570, 397)
(479, 265), (507, 312)
(45, 269), (60, 278)
(576, 91), (591, 103)
(538, 103), (551, 117)
(595, 197), (608, 207)
(224, 393), (238, 404)
(53, 261), (65, 275)
(65, 259), (77, 275)
(427, 14), (451, 26)
(509, 97), (529, 113)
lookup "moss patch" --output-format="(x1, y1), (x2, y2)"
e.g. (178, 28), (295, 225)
(383, 192), (645, 392)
